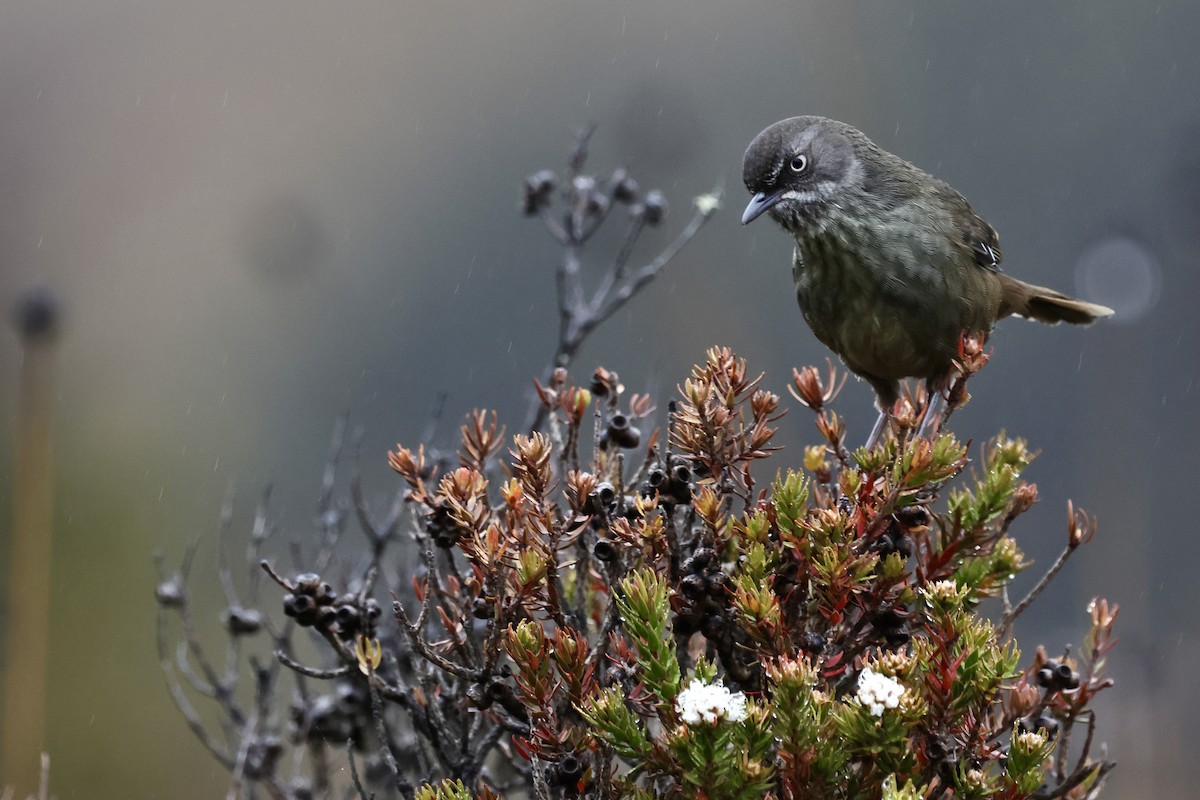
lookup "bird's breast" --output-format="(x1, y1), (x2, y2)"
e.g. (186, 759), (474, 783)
(791, 212), (1000, 382)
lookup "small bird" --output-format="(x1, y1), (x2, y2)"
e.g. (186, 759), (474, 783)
(741, 116), (1113, 447)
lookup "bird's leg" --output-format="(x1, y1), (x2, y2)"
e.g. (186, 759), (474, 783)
(915, 381), (948, 440)
(865, 381), (901, 450)
(865, 409), (890, 450)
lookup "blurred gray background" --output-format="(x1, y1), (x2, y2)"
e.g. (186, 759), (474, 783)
(0, 1), (1196, 797)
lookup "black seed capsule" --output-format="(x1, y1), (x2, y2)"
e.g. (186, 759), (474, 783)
(485, 676), (509, 700)
(586, 191), (610, 217)
(522, 170), (556, 215)
(244, 734), (284, 779)
(641, 190), (667, 226)
(701, 613), (726, 637)
(467, 683), (490, 708)
(689, 548), (716, 572)
(896, 506), (931, 529)
(799, 631), (826, 654)
(1033, 715), (1060, 738)
(155, 580), (185, 608)
(870, 536), (896, 557)
(294, 573), (321, 594)
(560, 754), (583, 780)
(705, 572), (729, 593)
(224, 606), (263, 635)
(605, 414), (641, 449)
(593, 482), (616, 508)
(593, 540), (618, 562)
(611, 170), (640, 204)
(680, 574), (706, 599)
(285, 593), (315, 618)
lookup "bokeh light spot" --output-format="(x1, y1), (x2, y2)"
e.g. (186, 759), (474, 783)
(1074, 236), (1161, 323)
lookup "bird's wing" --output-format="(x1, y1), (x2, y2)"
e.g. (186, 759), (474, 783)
(937, 184), (1003, 272)
(967, 216), (1003, 272)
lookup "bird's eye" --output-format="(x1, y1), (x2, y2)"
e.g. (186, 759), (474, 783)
(790, 154), (809, 173)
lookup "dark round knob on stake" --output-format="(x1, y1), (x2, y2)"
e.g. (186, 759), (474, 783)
(12, 287), (62, 343)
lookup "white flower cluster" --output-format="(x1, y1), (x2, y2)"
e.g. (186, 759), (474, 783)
(675, 678), (748, 725)
(855, 667), (906, 717)
(923, 579), (962, 601)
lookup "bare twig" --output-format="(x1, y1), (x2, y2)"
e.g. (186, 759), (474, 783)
(368, 671), (413, 797)
(275, 650), (351, 680)
(999, 542), (1078, 636)
(156, 606), (234, 770)
(524, 132), (720, 433)
(348, 739), (374, 800)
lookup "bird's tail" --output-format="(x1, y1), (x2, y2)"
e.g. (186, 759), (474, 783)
(997, 273), (1114, 325)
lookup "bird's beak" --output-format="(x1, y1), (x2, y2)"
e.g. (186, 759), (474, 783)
(741, 190), (784, 225)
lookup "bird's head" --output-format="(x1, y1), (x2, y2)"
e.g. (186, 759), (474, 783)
(741, 116), (864, 230)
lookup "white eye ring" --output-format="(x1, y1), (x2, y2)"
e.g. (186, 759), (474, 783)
(790, 154), (809, 173)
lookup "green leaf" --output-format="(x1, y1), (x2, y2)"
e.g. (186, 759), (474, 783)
(579, 687), (651, 761)
(413, 778), (472, 800)
(616, 568), (682, 702)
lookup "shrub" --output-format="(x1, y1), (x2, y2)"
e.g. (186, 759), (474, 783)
(158, 131), (1116, 800)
